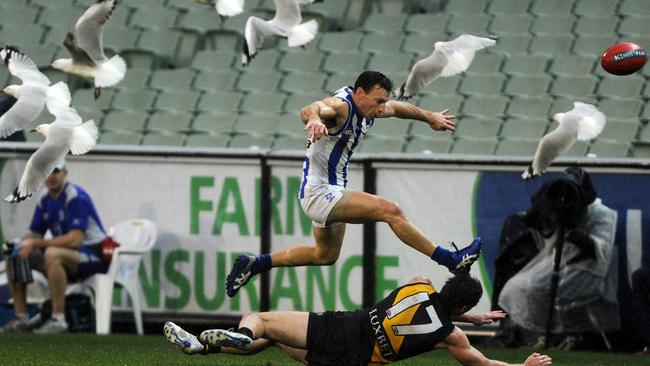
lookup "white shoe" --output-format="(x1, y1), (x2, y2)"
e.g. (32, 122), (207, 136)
(199, 328), (252, 350)
(34, 318), (67, 334)
(0, 317), (31, 332)
(164, 322), (206, 355)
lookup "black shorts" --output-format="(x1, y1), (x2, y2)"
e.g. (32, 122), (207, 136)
(306, 310), (372, 366)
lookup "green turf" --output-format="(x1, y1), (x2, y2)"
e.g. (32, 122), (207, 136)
(1, 332), (649, 366)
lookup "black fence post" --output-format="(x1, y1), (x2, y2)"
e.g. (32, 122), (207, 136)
(363, 160), (377, 308)
(260, 157), (271, 312)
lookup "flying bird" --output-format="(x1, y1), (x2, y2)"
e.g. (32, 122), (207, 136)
(4, 107), (98, 203)
(394, 34), (496, 100)
(242, 0), (319, 66)
(522, 102), (606, 180)
(52, 0), (126, 100)
(216, 0), (245, 21)
(0, 47), (71, 138)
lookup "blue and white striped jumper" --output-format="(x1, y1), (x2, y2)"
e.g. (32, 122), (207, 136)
(299, 86), (375, 199)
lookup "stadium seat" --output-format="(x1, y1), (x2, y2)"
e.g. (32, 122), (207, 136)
(277, 50), (325, 73)
(548, 54), (596, 75)
(360, 33), (404, 54)
(72, 88), (115, 113)
(575, 15), (619, 35)
(102, 110), (149, 132)
(232, 113), (278, 136)
(120, 49), (159, 69)
(531, 0), (575, 15)
(489, 14), (534, 34)
(32, 0), (75, 7)
(141, 132), (186, 146)
(410, 75), (461, 96)
(619, 0), (649, 16)
(504, 74), (553, 96)
(185, 133), (230, 148)
(103, 28), (141, 55)
(409, 121), (456, 140)
(451, 137), (498, 155)
(273, 135), (309, 150)
(444, 0), (487, 14)
(404, 136), (453, 154)
(321, 52), (369, 74)
(148, 68), (196, 90)
(154, 89), (201, 112)
(469, 53), (505, 74)
(136, 29), (183, 66)
(618, 15), (650, 36)
(280, 72), (328, 93)
(98, 131), (142, 145)
(500, 117), (549, 139)
(357, 136), (404, 153)
(166, 0), (210, 12)
(229, 134), (274, 149)
(0, 24), (44, 47)
(196, 90), (245, 113)
(462, 95), (509, 117)
(564, 140), (590, 157)
(239, 49), (283, 72)
(588, 139), (630, 158)
(598, 98), (644, 119)
(402, 33), (439, 56)
(17, 44), (60, 68)
(631, 143), (650, 158)
(487, 0), (532, 14)
(528, 34), (574, 54)
(42, 24), (69, 47)
(283, 92), (325, 116)
(191, 112), (237, 135)
(404, 13), (449, 34)
(39, 6), (82, 28)
(273, 112), (305, 136)
(366, 53), (414, 77)
(130, 7), (180, 30)
(550, 75), (598, 97)
(371, 119), (412, 138)
(174, 8), (221, 34)
(193, 69), (239, 91)
(572, 35), (618, 55)
(111, 88), (158, 111)
(489, 33), (532, 54)
(417, 94), (464, 114)
(502, 53), (550, 75)
(191, 49), (238, 70)
(530, 14), (576, 35)
(146, 111), (193, 133)
(494, 138), (540, 156)
(574, 0), (619, 16)
(599, 119), (639, 141)
(597, 75), (645, 98)
(458, 73), (506, 95)
(362, 13), (407, 33)
(446, 14), (491, 35)
(505, 96), (553, 118)
(323, 72), (357, 93)
(0, 4), (40, 25)
(204, 30), (242, 52)
(455, 117), (501, 138)
(549, 96), (599, 115)
(236, 70), (283, 92)
(301, 0), (350, 31)
(318, 31), (364, 53)
(239, 91), (288, 114)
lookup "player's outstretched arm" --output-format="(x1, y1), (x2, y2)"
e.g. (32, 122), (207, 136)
(453, 310), (507, 326)
(379, 100), (456, 132)
(442, 327), (552, 366)
(300, 97), (345, 142)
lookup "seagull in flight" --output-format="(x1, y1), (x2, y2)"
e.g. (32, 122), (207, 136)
(52, 0), (126, 100)
(394, 34), (496, 100)
(242, 0), (319, 66)
(216, 0), (245, 21)
(522, 102), (606, 180)
(4, 107), (98, 203)
(0, 47), (70, 139)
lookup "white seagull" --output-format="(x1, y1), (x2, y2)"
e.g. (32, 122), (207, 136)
(216, 0), (245, 21)
(52, 0), (126, 100)
(522, 102), (606, 180)
(4, 107), (98, 203)
(242, 0), (319, 66)
(394, 34), (496, 100)
(0, 47), (71, 139)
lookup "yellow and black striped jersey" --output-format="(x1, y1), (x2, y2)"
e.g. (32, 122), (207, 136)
(367, 282), (454, 363)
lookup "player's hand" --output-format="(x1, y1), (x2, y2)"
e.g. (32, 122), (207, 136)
(524, 352), (552, 366)
(469, 310), (507, 326)
(426, 108), (456, 131)
(305, 118), (328, 143)
(18, 238), (39, 258)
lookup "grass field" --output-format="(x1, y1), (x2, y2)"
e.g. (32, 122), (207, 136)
(1, 332), (650, 366)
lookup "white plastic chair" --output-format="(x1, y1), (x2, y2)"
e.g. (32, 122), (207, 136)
(78, 219), (157, 335)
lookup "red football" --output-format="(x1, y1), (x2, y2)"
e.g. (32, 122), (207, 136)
(600, 42), (647, 75)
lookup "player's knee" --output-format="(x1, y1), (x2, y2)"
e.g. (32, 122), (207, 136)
(314, 250), (339, 265)
(380, 199), (406, 222)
